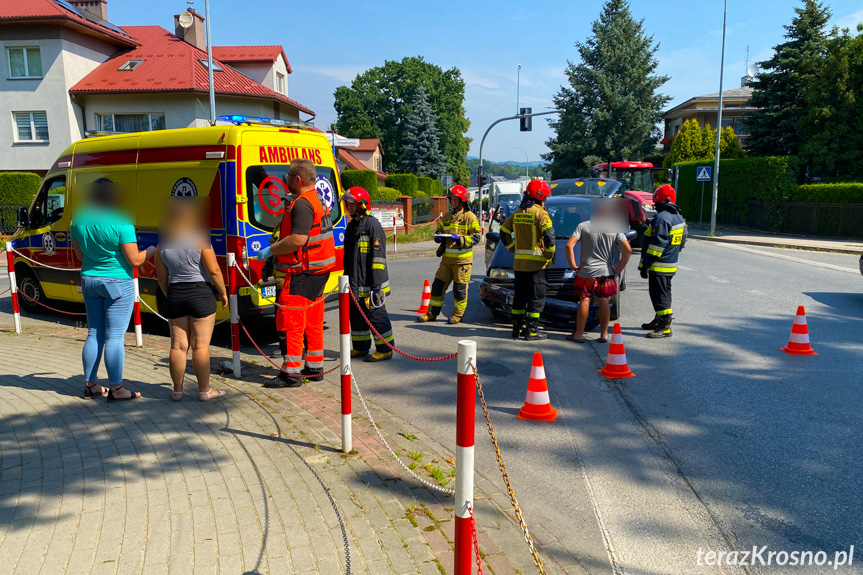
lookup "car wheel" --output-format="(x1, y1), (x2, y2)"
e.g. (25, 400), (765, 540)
(16, 265), (47, 314)
(609, 293), (620, 321)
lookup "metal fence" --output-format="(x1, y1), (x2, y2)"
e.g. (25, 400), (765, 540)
(412, 197), (435, 224)
(746, 201), (863, 238)
(0, 204), (23, 235)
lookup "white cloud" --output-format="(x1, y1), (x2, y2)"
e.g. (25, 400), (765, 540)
(835, 9), (863, 30)
(462, 70), (501, 91)
(301, 65), (365, 84)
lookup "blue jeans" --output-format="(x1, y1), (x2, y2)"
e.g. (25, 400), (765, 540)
(81, 276), (134, 385)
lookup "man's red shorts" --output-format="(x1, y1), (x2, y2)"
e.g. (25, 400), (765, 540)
(573, 275), (618, 299)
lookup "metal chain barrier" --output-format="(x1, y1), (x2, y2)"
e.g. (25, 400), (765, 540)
(138, 297), (170, 323)
(11, 247), (81, 271)
(348, 287), (457, 362)
(473, 364), (547, 575)
(351, 373), (455, 495)
(233, 263), (337, 311)
(468, 502), (485, 575)
(237, 319), (340, 378)
(18, 291), (88, 316)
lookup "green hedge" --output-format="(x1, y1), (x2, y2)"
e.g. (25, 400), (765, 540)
(385, 174), (418, 197)
(674, 157), (797, 225)
(417, 176), (436, 198)
(340, 170), (378, 193)
(0, 172), (41, 205)
(789, 183), (863, 203)
(371, 186), (403, 201)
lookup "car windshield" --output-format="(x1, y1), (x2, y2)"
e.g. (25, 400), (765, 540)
(246, 164), (341, 232)
(498, 193), (521, 203)
(546, 203), (592, 238)
(549, 179), (621, 197)
(613, 170), (654, 193)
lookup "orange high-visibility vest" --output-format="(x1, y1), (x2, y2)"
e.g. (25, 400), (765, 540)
(276, 188), (336, 275)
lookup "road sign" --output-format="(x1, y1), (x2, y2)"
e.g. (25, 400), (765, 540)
(696, 166), (712, 181)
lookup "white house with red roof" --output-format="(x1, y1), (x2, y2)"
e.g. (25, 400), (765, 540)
(335, 138), (387, 187)
(0, 0), (314, 174)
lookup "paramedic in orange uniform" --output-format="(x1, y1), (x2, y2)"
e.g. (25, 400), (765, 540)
(255, 158), (335, 388)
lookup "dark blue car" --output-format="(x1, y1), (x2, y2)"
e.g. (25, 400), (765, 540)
(480, 196), (635, 328)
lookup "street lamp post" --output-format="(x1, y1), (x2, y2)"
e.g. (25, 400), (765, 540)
(204, 0), (215, 125)
(516, 64), (521, 114)
(710, 0), (727, 236)
(513, 147), (529, 178)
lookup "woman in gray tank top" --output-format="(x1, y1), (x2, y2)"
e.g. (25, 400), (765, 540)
(154, 198), (228, 402)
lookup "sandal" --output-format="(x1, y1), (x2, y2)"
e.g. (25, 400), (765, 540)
(107, 385), (141, 402)
(597, 337), (609, 343)
(565, 334), (586, 344)
(171, 390), (184, 402)
(84, 382), (106, 399)
(199, 388), (226, 402)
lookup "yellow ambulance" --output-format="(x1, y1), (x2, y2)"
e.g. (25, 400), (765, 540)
(10, 115), (346, 320)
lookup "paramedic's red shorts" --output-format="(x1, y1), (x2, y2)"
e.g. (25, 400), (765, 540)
(573, 275), (618, 299)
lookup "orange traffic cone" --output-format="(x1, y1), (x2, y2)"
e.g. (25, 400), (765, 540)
(598, 323), (636, 379)
(416, 279), (431, 314)
(781, 306), (817, 356)
(517, 352), (558, 422)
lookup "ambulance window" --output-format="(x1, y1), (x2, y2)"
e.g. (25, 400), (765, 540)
(29, 175), (67, 228)
(246, 165), (342, 232)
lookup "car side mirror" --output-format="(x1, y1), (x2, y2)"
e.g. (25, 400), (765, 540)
(485, 232), (499, 242)
(625, 230), (637, 241)
(17, 206), (30, 229)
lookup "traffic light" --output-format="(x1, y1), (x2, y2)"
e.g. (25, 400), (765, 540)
(477, 166), (488, 187)
(520, 107), (532, 132)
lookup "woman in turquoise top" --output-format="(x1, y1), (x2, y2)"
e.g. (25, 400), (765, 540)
(70, 179), (154, 401)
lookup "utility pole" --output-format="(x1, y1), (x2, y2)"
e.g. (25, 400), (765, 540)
(710, 0), (727, 236)
(204, 0), (215, 125)
(516, 64), (521, 114)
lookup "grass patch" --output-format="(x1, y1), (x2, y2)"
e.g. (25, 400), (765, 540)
(424, 464), (448, 487)
(399, 431), (417, 442)
(407, 451), (424, 462)
(407, 462), (417, 470)
(405, 512), (418, 527)
(386, 224), (435, 244)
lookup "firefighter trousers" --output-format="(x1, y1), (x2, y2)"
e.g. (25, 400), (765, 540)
(512, 269), (547, 320)
(429, 261), (471, 319)
(350, 296), (394, 353)
(648, 272), (673, 317)
(276, 273), (328, 382)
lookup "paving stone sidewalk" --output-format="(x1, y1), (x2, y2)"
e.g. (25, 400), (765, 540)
(0, 328), (568, 575)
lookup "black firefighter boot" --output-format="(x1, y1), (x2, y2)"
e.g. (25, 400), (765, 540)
(523, 318), (548, 341)
(641, 315), (661, 331)
(511, 316), (524, 339)
(646, 315), (673, 339)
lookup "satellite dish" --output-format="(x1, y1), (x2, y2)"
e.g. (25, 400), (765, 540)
(747, 64), (760, 77)
(178, 11), (194, 29)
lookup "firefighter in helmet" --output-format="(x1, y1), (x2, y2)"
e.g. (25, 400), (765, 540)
(417, 185), (481, 324)
(342, 187), (394, 362)
(499, 180), (555, 340)
(639, 184), (686, 338)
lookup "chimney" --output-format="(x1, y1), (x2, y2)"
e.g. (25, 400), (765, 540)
(70, 0), (108, 21)
(174, 8), (206, 51)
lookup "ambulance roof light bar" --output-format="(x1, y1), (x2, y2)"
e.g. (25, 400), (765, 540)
(218, 115), (314, 129)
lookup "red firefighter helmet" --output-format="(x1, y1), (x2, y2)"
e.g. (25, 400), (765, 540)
(525, 179), (551, 202)
(653, 184), (676, 204)
(448, 185), (470, 203)
(343, 186), (371, 212)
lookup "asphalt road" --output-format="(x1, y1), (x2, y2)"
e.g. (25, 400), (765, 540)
(3, 241), (862, 574)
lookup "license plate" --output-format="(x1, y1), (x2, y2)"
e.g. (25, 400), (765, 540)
(506, 294), (514, 305)
(261, 286), (276, 299)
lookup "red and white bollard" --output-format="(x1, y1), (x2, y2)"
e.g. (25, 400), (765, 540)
(227, 253), (241, 378)
(338, 275), (352, 453)
(393, 214), (397, 253)
(5, 243), (21, 334)
(455, 339), (477, 574)
(132, 267), (143, 347)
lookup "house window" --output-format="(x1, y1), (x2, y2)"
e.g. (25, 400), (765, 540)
(199, 59), (223, 72)
(734, 118), (749, 135)
(13, 112), (49, 142)
(98, 113), (165, 133)
(7, 47), (42, 78)
(118, 59), (144, 71)
(276, 72), (286, 94)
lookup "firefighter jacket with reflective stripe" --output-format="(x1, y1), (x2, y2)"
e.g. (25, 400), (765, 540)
(344, 214), (391, 298)
(276, 188), (336, 275)
(639, 202), (685, 276)
(437, 208), (481, 262)
(499, 204), (556, 272)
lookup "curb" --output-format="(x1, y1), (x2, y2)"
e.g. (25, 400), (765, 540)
(688, 234), (863, 255)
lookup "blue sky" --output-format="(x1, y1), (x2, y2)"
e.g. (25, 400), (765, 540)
(109, 1), (863, 163)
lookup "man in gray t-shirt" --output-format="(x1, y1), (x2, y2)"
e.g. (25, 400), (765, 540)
(565, 220), (632, 343)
